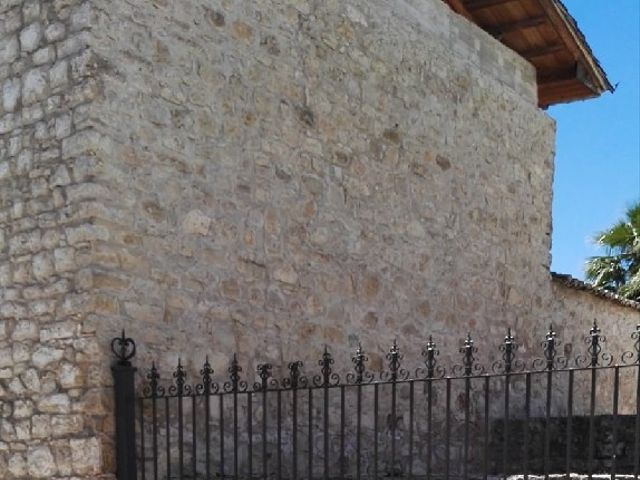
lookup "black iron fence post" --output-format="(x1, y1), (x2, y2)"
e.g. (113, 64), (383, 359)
(111, 330), (138, 480)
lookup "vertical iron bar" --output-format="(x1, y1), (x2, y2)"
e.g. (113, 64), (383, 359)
(483, 376), (489, 480)
(293, 387), (298, 480)
(391, 380), (397, 475)
(166, 397), (171, 479)
(324, 383), (330, 480)
(179, 393), (184, 480)
(565, 370), (574, 480)
(543, 370), (552, 480)
(112, 358), (138, 480)
(464, 376), (470, 480)
(140, 398), (146, 480)
(587, 367), (596, 480)
(220, 395), (225, 478)
(152, 394), (158, 480)
(445, 377), (451, 480)
(374, 383), (379, 480)
(248, 392), (253, 479)
(192, 396), (196, 479)
(308, 389), (313, 480)
(205, 392), (210, 480)
(524, 373), (531, 480)
(427, 379), (433, 480)
(612, 366), (620, 479)
(340, 386), (345, 480)
(502, 374), (510, 479)
(409, 381), (414, 480)
(356, 384), (362, 480)
(234, 390), (239, 480)
(277, 389), (282, 480)
(263, 387), (268, 480)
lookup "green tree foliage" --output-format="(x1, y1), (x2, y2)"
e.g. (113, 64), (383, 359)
(585, 202), (640, 301)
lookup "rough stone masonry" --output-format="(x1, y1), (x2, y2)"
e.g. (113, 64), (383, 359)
(0, 0), (637, 478)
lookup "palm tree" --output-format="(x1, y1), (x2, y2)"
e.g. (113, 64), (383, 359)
(585, 202), (640, 301)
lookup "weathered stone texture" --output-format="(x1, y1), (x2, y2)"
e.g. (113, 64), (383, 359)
(88, 0), (556, 375)
(551, 280), (639, 414)
(1, 0), (637, 477)
(0, 0), (108, 478)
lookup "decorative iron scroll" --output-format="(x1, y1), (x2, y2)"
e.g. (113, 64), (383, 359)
(112, 323), (640, 398)
(111, 330), (136, 366)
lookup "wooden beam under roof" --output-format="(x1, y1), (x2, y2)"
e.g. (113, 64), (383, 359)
(520, 43), (564, 60)
(537, 64), (577, 84)
(464, 0), (519, 11)
(483, 15), (548, 38)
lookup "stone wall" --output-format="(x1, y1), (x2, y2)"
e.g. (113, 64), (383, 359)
(0, 0), (111, 478)
(89, 0), (555, 374)
(1, 0), (637, 478)
(550, 278), (640, 415)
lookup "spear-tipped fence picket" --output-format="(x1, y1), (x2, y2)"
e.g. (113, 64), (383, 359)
(111, 322), (640, 480)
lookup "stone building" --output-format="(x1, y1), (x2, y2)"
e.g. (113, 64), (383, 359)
(0, 0), (636, 478)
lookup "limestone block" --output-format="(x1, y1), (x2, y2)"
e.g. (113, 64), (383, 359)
(52, 414), (83, 436)
(32, 347), (64, 369)
(70, 437), (101, 474)
(40, 321), (76, 342)
(53, 247), (75, 272)
(12, 320), (38, 341)
(50, 59), (69, 89)
(13, 400), (33, 419)
(32, 252), (54, 282)
(23, 0), (41, 23)
(49, 165), (71, 188)
(44, 22), (66, 42)
(27, 445), (57, 478)
(22, 68), (48, 104)
(0, 161), (10, 179)
(31, 415), (51, 439)
(58, 362), (83, 388)
(20, 22), (42, 52)
(0, 348), (14, 368)
(37, 394), (70, 414)
(2, 77), (20, 112)
(0, 35), (18, 64)
(182, 209), (211, 235)
(21, 368), (41, 393)
(32, 45), (54, 65)
(7, 452), (26, 477)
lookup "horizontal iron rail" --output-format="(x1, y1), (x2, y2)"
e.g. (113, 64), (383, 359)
(123, 323), (640, 400)
(136, 362), (638, 399)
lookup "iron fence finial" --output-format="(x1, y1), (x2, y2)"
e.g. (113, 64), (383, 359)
(386, 339), (402, 381)
(111, 330), (136, 366)
(319, 346), (334, 386)
(422, 335), (439, 378)
(460, 333), (476, 376)
(588, 320), (605, 367)
(351, 343), (368, 384)
(501, 328), (517, 373)
(543, 324), (557, 370)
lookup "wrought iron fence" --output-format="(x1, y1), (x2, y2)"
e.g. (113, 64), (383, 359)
(111, 322), (640, 480)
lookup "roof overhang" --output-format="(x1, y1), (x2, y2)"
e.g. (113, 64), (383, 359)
(444, 0), (613, 107)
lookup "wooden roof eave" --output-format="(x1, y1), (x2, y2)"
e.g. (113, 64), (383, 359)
(536, 0), (613, 103)
(443, 0), (613, 107)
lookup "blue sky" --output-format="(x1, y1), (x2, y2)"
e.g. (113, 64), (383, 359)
(550, 0), (640, 279)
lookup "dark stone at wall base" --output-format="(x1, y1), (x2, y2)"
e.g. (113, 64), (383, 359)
(490, 415), (637, 474)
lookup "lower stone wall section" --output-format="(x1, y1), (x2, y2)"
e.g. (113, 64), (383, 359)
(491, 415), (637, 474)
